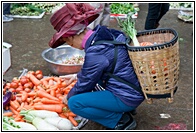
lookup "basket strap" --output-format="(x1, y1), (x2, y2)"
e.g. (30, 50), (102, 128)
(106, 72), (143, 94)
(92, 40), (126, 45)
(93, 40), (143, 94)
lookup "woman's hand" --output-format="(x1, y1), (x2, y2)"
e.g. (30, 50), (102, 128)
(60, 74), (77, 85)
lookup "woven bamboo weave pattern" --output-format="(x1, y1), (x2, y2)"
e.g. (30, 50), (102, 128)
(127, 29), (180, 103)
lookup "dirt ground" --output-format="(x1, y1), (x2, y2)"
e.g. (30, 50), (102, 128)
(2, 3), (194, 131)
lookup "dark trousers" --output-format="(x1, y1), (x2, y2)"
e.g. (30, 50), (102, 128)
(145, 3), (170, 30)
(3, 3), (11, 15)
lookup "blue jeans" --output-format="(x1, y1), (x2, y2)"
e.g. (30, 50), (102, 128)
(3, 3), (11, 15)
(145, 3), (170, 30)
(68, 90), (136, 128)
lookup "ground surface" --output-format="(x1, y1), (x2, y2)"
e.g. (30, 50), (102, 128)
(3, 3), (194, 131)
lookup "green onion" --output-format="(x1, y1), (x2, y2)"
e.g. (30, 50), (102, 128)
(117, 13), (140, 46)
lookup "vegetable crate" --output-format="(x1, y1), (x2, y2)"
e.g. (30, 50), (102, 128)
(126, 28), (180, 104)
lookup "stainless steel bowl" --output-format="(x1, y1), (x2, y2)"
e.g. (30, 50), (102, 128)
(41, 45), (85, 75)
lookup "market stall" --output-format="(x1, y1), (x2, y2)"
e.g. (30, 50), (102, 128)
(3, 69), (88, 130)
(2, 2), (190, 130)
(170, 3), (193, 23)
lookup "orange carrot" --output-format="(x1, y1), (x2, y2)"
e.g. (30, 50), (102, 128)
(3, 112), (13, 117)
(40, 77), (54, 82)
(68, 116), (78, 127)
(61, 81), (68, 87)
(36, 85), (45, 91)
(68, 112), (77, 117)
(33, 104), (63, 113)
(33, 97), (41, 103)
(64, 111), (77, 118)
(17, 102), (25, 112)
(63, 89), (69, 95)
(55, 88), (61, 94)
(53, 77), (61, 85)
(48, 79), (54, 86)
(10, 101), (19, 110)
(9, 106), (19, 115)
(14, 114), (23, 122)
(16, 94), (22, 97)
(46, 89), (51, 93)
(28, 92), (37, 97)
(13, 100), (20, 107)
(41, 98), (61, 104)
(29, 74), (41, 86)
(21, 91), (28, 102)
(26, 97), (33, 103)
(140, 42), (153, 46)
(22, 105), (34, 110)
(42, 80), (49, 89)
(16, 97), (22, 104)
(63, 81), (76, 91)
(29, 102), (34, 106)
(33, 102), (43, 106)
(70, 81), (76, 87)
(37, 90), (59, 101)
(50, 89), (56, 97)
(56, 93), (62, 98)
(19, 119), (25, 122)
(50, 84), (59, 90)
(12, 114), (17, 118)
(59, 113), (67, 118)
(14, 117), (22, 122)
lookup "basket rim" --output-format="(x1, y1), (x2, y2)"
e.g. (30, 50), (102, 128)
(126, 28), (178, 51)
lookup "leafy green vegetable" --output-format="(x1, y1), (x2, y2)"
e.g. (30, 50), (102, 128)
(10, 3), (44, 16)
(3, 116), (20, 130)
(110, 3), (139, 14)
(117, 13), (140, 46)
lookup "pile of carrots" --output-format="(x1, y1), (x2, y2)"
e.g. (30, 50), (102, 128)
(3, 70), (79, 127)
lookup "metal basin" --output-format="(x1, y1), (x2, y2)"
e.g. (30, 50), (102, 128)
(41, 45), (85, 75)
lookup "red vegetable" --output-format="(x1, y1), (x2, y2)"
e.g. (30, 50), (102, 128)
(20, 78), (29, 85)
(10, 82), (19, 89)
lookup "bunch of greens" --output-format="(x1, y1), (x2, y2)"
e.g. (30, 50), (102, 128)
(3, 117), (20, 130)
(10, 3), (44, 16)
(110, 3), (139, 14)
(117, 13), (140, 46)
(31, 3), (65, 13)
(3, 116), (37, 130)
(170, 3), (192, 9)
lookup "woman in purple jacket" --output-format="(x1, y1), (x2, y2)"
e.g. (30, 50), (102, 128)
(49, 3), (144, 130)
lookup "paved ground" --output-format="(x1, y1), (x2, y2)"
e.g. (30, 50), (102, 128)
(3, 3), (194, 130)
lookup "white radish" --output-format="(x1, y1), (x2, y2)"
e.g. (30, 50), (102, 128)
(44, 117), (73, 130)
(20, 110), (59, 119)
(32, 117), (59, 130)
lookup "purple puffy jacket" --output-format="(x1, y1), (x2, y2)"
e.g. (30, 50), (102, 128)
(67, 25), (144, 107)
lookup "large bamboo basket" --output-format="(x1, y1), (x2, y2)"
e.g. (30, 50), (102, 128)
(126, 28), (180, 104)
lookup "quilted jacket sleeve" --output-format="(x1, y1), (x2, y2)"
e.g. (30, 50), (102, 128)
(67, 52), (109, 99)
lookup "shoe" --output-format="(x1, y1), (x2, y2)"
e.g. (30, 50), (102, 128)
(155, 23), (160, 28)
(3, 15), (13, 23)
(130, 109), (137, 115)
(106, 112), (137, 130)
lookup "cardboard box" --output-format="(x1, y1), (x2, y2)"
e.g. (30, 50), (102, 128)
(3, 42), (12, 74)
